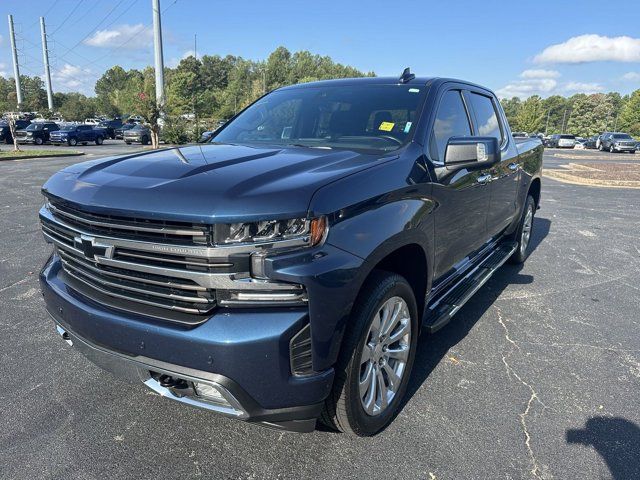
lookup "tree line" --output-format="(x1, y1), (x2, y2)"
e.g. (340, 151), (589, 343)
(1, 46), (638, 139)
(500, 91), (640, 138)
(0, 46), (373, 127)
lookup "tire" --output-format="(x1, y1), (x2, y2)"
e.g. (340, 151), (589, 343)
(68, 137), (77, 146)
(35, 137), (43, 145)
(321, 271), (419, 436)
(95, 136), (103, 145)
(609, 145), (615, 153)
(141, 136), (149, 145)
(509, 195), (536, 264)
(598, 143), (604, 151)
(125, 142), (131, 145)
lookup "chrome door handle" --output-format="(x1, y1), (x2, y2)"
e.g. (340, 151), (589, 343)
(508, 162), (519, 171)
(477, 174), (492, 185)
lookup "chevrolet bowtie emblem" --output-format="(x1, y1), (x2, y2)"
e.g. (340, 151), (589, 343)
(73, 234), (111, 260)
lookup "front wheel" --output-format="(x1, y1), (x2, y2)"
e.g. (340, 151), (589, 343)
(95, 136), (103, 145)
(321, 271), (418, 436)
(35, 137), (43, 145)
(610, 145), (615, 153)
(598, 143), (604, 151)
(509, 195), (536, 264)
(68, 138), (77, 146)
(141, 136), (149, 145)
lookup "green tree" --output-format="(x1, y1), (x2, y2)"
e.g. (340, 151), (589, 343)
(541, 95), (568, 134)
(500, 97), (521, 130)
(516, 96), (545, 133)
(618, 89), (640, 137)
(566, 94), (614, 137)
(57, 93), (96, 121)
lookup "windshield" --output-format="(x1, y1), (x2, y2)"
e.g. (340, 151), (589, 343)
(560, 135), (575, 139)
(212, 84), (425, 152)
(612, 134), (632, 139)
(26, 124), (43, 131)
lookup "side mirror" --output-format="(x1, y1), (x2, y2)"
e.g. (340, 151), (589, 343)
(444, 136), (500, 169)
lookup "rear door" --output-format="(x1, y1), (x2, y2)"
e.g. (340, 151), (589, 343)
(466, 91), (520, 236)
(427, 88), (492, 279)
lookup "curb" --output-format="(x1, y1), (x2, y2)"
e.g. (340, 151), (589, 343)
(0, 151), (85, 161)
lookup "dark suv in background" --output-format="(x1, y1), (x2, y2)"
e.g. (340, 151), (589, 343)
(0, 119), (31, 144)
(15, 122), (60, 145)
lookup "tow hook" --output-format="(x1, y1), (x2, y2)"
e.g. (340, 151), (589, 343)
(155, 373), (193, 397)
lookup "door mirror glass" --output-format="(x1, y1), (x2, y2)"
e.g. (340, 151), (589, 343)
(444, 136), (500, 169)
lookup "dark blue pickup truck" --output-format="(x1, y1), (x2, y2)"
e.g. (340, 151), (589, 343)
(39, 73), (543, 436)
(49, 124), (105, 146)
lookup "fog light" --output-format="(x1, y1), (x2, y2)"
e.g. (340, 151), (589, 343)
(194, 382), (228, 405)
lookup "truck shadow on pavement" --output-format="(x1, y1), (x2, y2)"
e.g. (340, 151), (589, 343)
(401, 217), (551, 412)
(567, 417), (640, 480)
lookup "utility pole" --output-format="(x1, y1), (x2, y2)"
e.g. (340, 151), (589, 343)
(561, 108), (567, 134)
(7, 15), (23, 109)
(544, 109), (550, 135)
(40, 17), (54, 111)
(194, 33), (197, 60)
(152, 0), (165, 108)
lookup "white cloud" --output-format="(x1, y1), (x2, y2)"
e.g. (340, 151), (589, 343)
(534, 34), (640, 64)
(0, 62), (7, 78)
(622, 72), (640, 81)
(167, 50), (196, 68)
(84, 24), (153, 50)
(496, 78), (558, 99)
(562, 82), (604, 94)
(520, 69), (561, 79)
(51, 63), (95, 94)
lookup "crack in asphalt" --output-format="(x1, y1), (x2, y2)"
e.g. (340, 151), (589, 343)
(496, 307), (549, 480)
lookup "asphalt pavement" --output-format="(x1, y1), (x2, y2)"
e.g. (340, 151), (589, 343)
(0, 148), (638, 479)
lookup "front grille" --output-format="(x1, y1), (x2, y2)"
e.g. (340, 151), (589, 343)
(47, 197), (210, 245)
(40, 198), (308, 324)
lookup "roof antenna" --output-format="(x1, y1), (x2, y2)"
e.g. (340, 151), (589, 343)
(399, 67), (415, 84)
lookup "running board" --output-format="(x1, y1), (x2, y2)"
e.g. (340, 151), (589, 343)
(423, 241), (518, 333)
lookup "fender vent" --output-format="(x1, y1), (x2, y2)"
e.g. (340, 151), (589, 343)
(290, 323), (313, 376)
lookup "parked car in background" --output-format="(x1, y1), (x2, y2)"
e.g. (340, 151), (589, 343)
(198, 130), (214, 143)
(599, 132), (637, 153)
(15, 122), (59, 145)
(50, 124), (105, 146)
(123, 124), (152, 145)
(97, 119), (124, 139)
(83, 118), (101, 125)
(512, 131), (528, 138)
(114, 123), (136, 139)
(39, 74), (543, 436)
(584, 136), (598, 149)
(595, 132), (613, 150)
(0, 119), (31, 144)
(574, 140), (585, 149)
(548, 134), (576, 148)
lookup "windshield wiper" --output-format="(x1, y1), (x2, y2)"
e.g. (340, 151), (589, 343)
(285, 143), (332, 149)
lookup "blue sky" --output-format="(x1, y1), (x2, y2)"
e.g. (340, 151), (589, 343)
(1, 0), (639, 98)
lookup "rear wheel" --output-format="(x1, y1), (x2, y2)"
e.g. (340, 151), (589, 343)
(141, 136), (149, 145)
(321, 271), (418, 436)
(509, 195), (535, 264)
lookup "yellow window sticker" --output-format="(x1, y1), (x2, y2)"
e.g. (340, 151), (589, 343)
(379, 121), (394, 132)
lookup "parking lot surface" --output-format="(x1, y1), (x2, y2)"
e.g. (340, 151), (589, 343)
(0, 148), (638, 479)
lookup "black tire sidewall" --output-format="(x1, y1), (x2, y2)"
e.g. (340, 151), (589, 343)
(341, 273), (419, 435)
(510, 195), (535, 264)
(68, 138), (77, 146)
(35, 137), (43, 145)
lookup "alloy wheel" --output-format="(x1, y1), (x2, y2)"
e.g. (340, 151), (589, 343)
(521, 205), (533, 254)
(359, 296), (411, 416)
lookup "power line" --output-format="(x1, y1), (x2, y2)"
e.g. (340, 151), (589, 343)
(50, 0), (85, 35)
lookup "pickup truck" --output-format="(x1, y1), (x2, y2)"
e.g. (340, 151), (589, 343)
(598, 132), (637, 153)
(39, 73), (543, 436)
(49, 124), (105, 146)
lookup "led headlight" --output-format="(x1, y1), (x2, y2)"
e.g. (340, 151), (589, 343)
(221, 217), (327, 247)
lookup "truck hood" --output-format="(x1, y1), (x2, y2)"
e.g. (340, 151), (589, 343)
(42, 143), (393, 222)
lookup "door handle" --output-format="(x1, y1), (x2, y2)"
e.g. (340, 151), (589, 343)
(508, 162), (519, 171)
(476, 173), (492, 185)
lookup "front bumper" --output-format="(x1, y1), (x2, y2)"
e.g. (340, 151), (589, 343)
(612, 144), (636, 151)
(40, 255), (335, 432)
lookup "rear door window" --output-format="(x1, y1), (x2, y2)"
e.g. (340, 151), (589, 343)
(468, 92), (503, 144)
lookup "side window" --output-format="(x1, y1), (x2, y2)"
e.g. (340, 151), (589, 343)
(468, 92), (503, 143)
(429, 90), (472, 161)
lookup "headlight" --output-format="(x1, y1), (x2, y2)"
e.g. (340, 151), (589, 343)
(220, 217), (327, 247)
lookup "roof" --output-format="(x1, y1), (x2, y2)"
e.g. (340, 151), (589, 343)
(278, 76), (436, 90)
